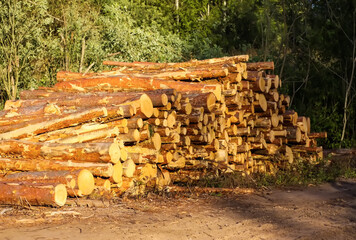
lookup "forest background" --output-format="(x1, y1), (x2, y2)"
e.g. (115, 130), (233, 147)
(0, 0), (355, 148)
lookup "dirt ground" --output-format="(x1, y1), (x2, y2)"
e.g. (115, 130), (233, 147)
(0, 179), (355, 240)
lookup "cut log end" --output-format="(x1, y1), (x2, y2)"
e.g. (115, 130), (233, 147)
(152, 133), (162, 151)
(258, 94), (267, 112)
(140, 94), (154, 118)
(54, 184), (68, 206)
(109, 141), (121, 164)
(77, 169), (95, 195)
(123, 159), (136, 178)
(207, 93), (217, 113)
(111, 162), (123, 183)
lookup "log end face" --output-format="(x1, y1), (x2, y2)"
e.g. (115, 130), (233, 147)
(78, 169), (95, 195)
(271, 114), (279, 128)
(137, 118), (144, 129)
(213, 85), (222, 102)
(54, 184), (68, 207)
(120, 147), (128, 161)
(258, 94), (267, 112)
(140, 94), (154, 118)
(207, 93), (217, 113)
(161, 94), (168, 106)
(133, 129), (141, 142)
(109, 141), (121, 164)
(123, 159), (136, 178)
(185, 103), (192, 115)
(112, 162), (123, 183)
(152, 133), (161, 151)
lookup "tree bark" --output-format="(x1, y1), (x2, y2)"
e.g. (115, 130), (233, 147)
(0, 182), (67, 207)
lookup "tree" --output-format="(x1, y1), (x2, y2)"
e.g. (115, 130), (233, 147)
(0, 0), (51, 100)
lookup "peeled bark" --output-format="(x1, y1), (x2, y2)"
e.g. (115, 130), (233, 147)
(0, 158), (114, 178)
(0, 140), (121, 164)
(2, 169), (94, 196)
(0, 182), (67, 207)
(53, 75), (223, 101)
(246, 62), (274, 71)
(0, 106), (129, 139)
(103, 55), (249, 69)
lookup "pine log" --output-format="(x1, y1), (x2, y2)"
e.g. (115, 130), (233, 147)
(0, 182), (67, 207)
(111, 162), (123, 184)
(250, 78), (266, 92)
(246, 62), (274, 71)
(131, 68), (229, 81)
(53, 75), (223, 101)
(2, 169), (95, 196)
(255, 118), (272, 128)
(127, 118), (144, 129)
(297, 116), (308, 133)
(95, 178), (111, 192)
(0, 106), (131, 139)
(253, 94), (267, 112)
(182, 92), (216, 112)
(279, 145), (294, 163)
(10, 92), (154, 115)
(103, 55), (249, 69)
(54, 126), (120, 143)
(308, 132), (327, 139)
(283, 110), (298, 126)
(155, 169), (171, 190)
(286, 127), (302, 143)
(0, 140), (121, 164)
(122, 159), (136, 178)
(245, 71), (263, 81)
(267, 75), (280, 89)
(0, 158), (114, 178)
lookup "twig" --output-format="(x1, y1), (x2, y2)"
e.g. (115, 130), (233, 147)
(83, 62), (95, 75)
(0, 208), (12, 215)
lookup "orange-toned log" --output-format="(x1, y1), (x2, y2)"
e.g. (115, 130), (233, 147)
(0, 113), (46, 127)
(2, 169), (95, 196)
(53, 75), (222, 101)
(286, 127), (302, 143)
(0, 158), (114, 178)
(57, 71), (96, 82)
(246, 62), (274, 71)
(253, 94), (267, 112)
(267, 75), (280, 89)
(53, 126), (121, 143)
(10, 93), (154, 117)
(308, 132), (327, 139)
(291, 146), (323, 153)
(244, 71), (263, 81)
(182, 92), (216, 113)
(283, 110), (298, 126)
(103, 55), (249, 69)
(25, 120), (126, 143)
(0, 106), (131, 139)
(250, 78), (266, 92)
(0, 140), (121, 164)
(126, 118), (144, 129)
(0, 182), (67, 207)
(130, 68), (229, 81)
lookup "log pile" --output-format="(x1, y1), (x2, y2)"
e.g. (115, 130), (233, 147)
(0, 55), (326, 207)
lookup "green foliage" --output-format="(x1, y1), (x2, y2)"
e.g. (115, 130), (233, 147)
(100, 2), (186, 63)
(0, 0), (52, 99)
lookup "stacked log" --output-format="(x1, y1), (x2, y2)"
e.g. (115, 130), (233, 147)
(0, 55), (326, 206)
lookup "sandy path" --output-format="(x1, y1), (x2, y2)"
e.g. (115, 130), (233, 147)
(1, 179), (355, 240)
